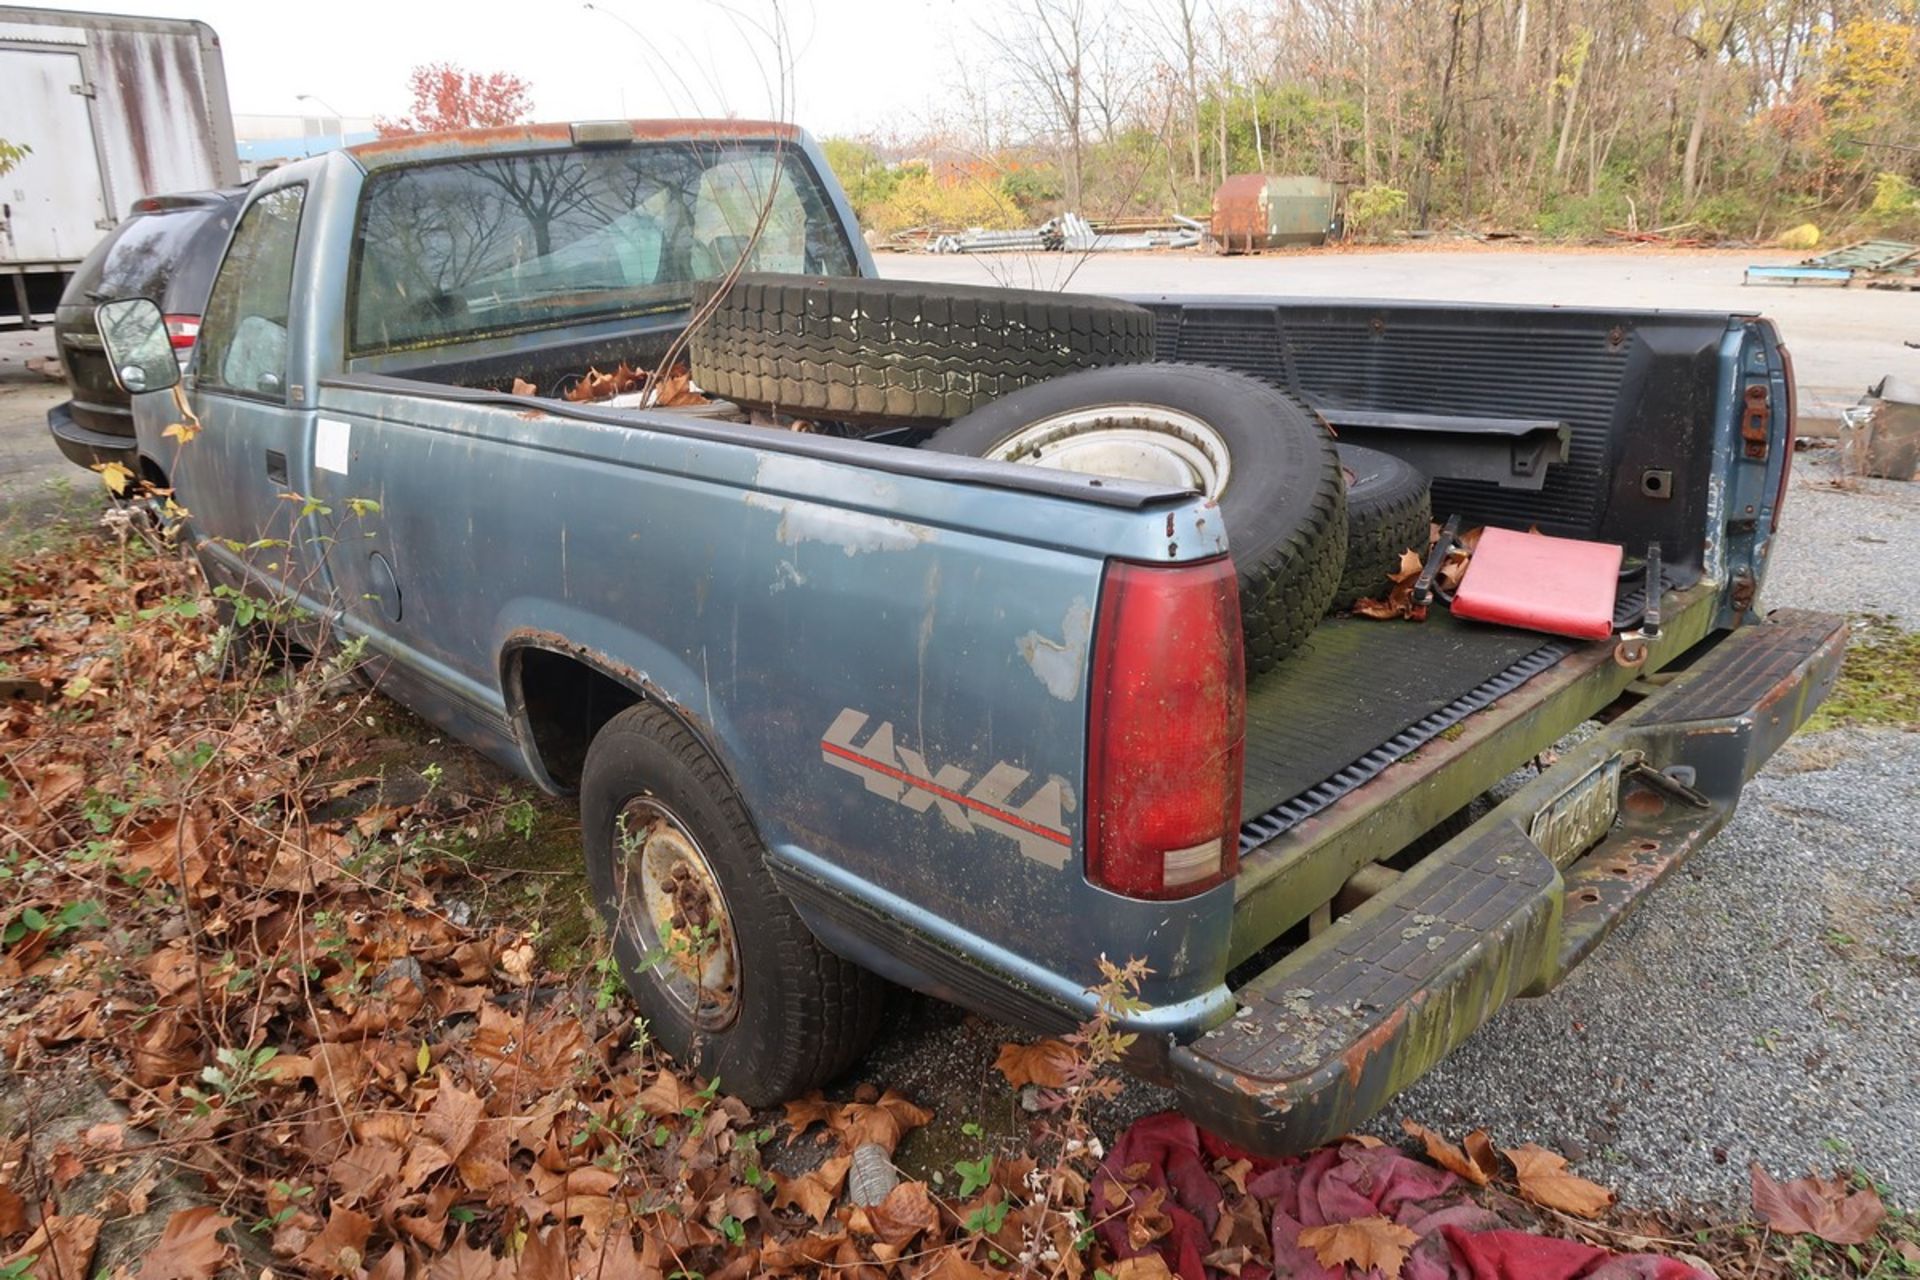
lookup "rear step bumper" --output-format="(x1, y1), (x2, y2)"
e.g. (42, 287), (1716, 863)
(1168, 609), (1847, 1155)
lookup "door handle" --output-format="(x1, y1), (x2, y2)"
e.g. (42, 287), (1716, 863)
(265, 449), (288, 485)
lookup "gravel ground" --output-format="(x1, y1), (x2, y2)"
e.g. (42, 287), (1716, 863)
(1371, 725), (1920, 1209)
(870, 456), (1920, 1212)
(1764, 450), (1920, 628)
(873, 724), (1920, 1212)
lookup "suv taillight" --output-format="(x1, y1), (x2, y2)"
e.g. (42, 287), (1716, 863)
(164, 314), (200, 350)
(1086, 556), (1245, 899)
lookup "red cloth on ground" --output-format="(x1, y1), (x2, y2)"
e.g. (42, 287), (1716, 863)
(1094, 1112), (1711, 1280)
(1443, 1227), (1709, 1280)
(1091, 1111), (1221, 1280)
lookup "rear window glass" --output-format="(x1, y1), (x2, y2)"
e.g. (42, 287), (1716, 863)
(166, 210), (239, 309)
(75, 207), (224, 307)
(348, 141), (859, 354)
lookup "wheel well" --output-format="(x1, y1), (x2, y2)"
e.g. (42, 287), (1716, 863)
(137, 454), (169, 490)
(511, 647), (642, 791)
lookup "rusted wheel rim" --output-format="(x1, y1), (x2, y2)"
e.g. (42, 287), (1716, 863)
(986, 405), (1232, 498)
(613, 797), (741, 1028)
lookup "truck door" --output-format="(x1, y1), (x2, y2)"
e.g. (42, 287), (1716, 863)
(0, 45), (111, 263)
(178, 181), (331, 615)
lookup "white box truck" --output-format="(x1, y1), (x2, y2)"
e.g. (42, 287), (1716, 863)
(0, 6), (240, 328)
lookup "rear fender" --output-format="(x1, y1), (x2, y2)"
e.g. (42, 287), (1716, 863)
(495, 605), (748, 799)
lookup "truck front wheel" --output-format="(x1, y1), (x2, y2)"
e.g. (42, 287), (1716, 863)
(580, 702), (883, 1103)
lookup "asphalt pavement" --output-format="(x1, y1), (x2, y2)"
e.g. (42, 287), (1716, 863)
(0, 328), (89, 530)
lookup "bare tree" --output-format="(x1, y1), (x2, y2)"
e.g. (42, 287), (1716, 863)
(978, 0), (1119, 208)
(1135, 0), (1213, 185)
(938, 0), (1920, 234)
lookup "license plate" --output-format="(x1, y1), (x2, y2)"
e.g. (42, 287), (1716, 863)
(1529, 755), (1623, 866)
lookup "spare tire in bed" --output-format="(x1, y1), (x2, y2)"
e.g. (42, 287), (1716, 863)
(922, 363), (1346, 677)
(687, 273), (1156, 425)
(1331, 443), (1432, 613)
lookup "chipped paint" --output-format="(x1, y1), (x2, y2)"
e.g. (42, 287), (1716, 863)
(1017, 597), (1093, 701)
(1340, 1004), (1409, 1089)
(745, 492), (931, 555)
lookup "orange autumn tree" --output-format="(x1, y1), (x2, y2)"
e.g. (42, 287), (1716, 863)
(375, 62), (533, 137)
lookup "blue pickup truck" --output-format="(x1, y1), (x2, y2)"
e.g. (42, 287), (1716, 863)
(90, 119), (1846, 1153)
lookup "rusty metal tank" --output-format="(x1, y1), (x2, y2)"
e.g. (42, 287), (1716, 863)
(1211, 175), (1337, 253)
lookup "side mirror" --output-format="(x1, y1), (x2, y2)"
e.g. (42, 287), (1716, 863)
(95, 298), (181, 395)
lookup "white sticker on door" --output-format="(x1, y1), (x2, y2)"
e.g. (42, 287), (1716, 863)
(315, 417), (351, 475)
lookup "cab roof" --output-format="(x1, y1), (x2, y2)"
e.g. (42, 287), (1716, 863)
(346, 119), (800, 171)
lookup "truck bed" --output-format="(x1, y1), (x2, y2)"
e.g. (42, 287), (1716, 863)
(370, 294), (1767, 886)
(1237, 578), (1665, 846)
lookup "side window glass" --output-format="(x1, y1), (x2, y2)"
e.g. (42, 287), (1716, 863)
(197, 185), (306, 399)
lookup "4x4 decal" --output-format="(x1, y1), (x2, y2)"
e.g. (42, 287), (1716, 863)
(820, 708), (1073, 869)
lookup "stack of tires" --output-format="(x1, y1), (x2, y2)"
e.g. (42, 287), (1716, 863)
(689, 273), (1432, 680)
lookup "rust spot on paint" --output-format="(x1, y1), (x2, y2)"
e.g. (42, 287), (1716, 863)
(1341, 1003), (1407, 1088)
(1623, 788), (1666, 818)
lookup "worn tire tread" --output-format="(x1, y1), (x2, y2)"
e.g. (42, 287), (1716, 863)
(690, 273), (1156, 423)
(1331, 446), (1432, 613)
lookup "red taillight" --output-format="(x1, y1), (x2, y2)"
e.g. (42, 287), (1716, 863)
(1085, 556), (1245, 899)
(164, 314), (200, 350)
(1772, 343), (1797, 532)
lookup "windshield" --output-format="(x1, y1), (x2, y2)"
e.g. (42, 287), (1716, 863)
(348, 141), (858, 354)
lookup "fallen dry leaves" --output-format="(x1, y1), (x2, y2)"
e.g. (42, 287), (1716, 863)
(1298, 1214), (1420, 1277)
(1352, 523), (1484, 621)
(0, 526), (1875, 1280)
(1750, 1164), (1887, 1245)
(2, 1213), (101, 1280)
(1400, 1121), (1615, 1218)
(556, 360), (710, 407)
(1501, 1142), (1618, 1218)
(1401, 1118), (1495, 1186)
(136, 1207), (233, 1280)
(993, 1037), (1076, 1089)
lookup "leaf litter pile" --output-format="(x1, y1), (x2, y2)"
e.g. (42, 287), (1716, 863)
(1349, 525), (1481, 623)
(537, 361), (710, 409)
(1, 517), (1912, 1279)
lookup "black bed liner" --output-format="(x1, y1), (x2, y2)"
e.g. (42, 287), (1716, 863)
(1238, 579), (1666, 850)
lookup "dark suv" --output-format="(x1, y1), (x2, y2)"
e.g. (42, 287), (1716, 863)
(46, 187), (248, 474)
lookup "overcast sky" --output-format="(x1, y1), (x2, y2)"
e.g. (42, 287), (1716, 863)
(11, 0), (996, 136)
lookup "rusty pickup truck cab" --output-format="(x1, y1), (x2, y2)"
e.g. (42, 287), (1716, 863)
(91, 118), (1845, 1153)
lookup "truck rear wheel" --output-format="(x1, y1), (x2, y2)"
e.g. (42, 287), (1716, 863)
(1332, 444), (1432, 612)
(687, 273), (1156, 425)
(580, 702), (883, 1102)
(921, 363), (1347, 677)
